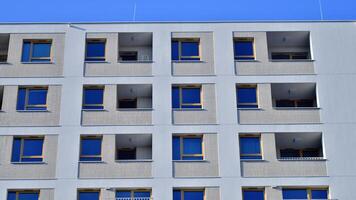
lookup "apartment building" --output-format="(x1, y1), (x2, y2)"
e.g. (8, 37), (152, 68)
(0, 21), (355, 200)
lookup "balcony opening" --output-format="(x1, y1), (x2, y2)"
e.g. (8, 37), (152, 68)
(267, 31), (311, 61)
(118, 33), (152, 62)
(275, 132), (324, 160)
(117, 84), (152, 110)
(0, 86), (3, 110)
(271, 83), (317, 108)
(0, 34), (10, 62)
(116, 134), (152, 161)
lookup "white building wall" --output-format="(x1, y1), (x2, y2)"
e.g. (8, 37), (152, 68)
(0, 21), (354, 200)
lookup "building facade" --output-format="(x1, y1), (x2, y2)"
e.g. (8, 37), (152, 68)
(0, 21), (355, 200)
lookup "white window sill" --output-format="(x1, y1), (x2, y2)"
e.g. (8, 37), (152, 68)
(0, 62), (9, 64)
(82, 109), (107, 112)
(240, 159), (265, 162)
(235, 60), (259, 62)
(21, 62), (54, 64)
(16, 110), (49, 112)
(237, 108), (262, 110)
(79, 160), (104, 163)
(172, 60), (204, 63)
(172, 108), (205, 111)
(11, 161), (46, 165)
(84, 61), (108, 63)
(173, 160), (208, 163)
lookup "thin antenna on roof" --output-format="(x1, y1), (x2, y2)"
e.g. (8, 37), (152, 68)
(318, 0), (324, 20)
(133, 2), (137, 21)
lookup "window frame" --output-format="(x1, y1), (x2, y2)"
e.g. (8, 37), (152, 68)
(172, 85), (203, 109)
(173, 135), (204, 161)
(237, 85), (258, 109)
(79, 135), (103, 162)
(173, 189), (205, 200)
(82, 86), (104, 110)
(239, 134), (263, 160)
(85, 39), (106, 62)
(22, 39), (52, 63)
(78, 189), (101, 200)
(116, 189), (152, 199)
(172, 38), (201, 61)
(282, 187), (329, 200)
(7, 190), (40, 200)
(11, 136), (44, 163)
(17, 86), (48, 111)
(234, 37), (256, 61)
(242, 188), (265, 200)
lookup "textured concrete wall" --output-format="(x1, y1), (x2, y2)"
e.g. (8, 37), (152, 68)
(205, 187), (220, 200)
(241, 133), (327, 177)
(233, 32), (315, 75)
(0, 33), (65, 77)
(84, 32), (152, 77)
(173, 133), (219, 177)
(78, 135), (152, 178)
(238, 84), (320, 124)
(81, 85), (152, 125)
(172, 32), (215, 76)
(0, 135), (58, 179)
(172, 84), (216, 124)
(39, 189), (55, 200)
(0, 85), (61, 126)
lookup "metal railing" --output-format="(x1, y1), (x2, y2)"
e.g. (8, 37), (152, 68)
(278, 157), (325, 161)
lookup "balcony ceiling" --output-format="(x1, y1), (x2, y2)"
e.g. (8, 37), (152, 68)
(119, 32), (152, 47)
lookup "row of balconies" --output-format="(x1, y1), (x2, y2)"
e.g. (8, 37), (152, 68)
(0, 31), (314, 77)
(0, 132), (326, 180)
(4, 186), (333, 200)
(0, 83), (320, 126)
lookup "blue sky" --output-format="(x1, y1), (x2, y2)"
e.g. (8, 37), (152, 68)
(0, 0), (355, 22)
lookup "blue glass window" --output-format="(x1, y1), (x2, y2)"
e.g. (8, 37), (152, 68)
(234, 38), (255, 60)
(243, 190), (264, 200)
(116, 191), (151, 199)
(11, 137), (44, 163)
(172, 86), (201, 109)
(78, 191), (100, 200)
(171, 40), (200, 61)
(311, 190), (328, 199)
(7, 191), (39, 200)
(172, 41), (179, 60)
(80, 137), (102, 161)
(237, 86), (258, 108)
(83, 88), (104, 110)
(116, 191), (131, 198)
(173, 136), (203, 160)
(86, 40), (106, 61)
(22, 40), (51, 62)
(173, 190), (181, 200)
(17, 88), (48, 111)
(239, 136), (262, 160)
(173, 190), (204, 200)
(283, 189), (308, 199)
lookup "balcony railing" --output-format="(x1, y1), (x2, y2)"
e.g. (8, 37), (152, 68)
(278, 157), (325, 161)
